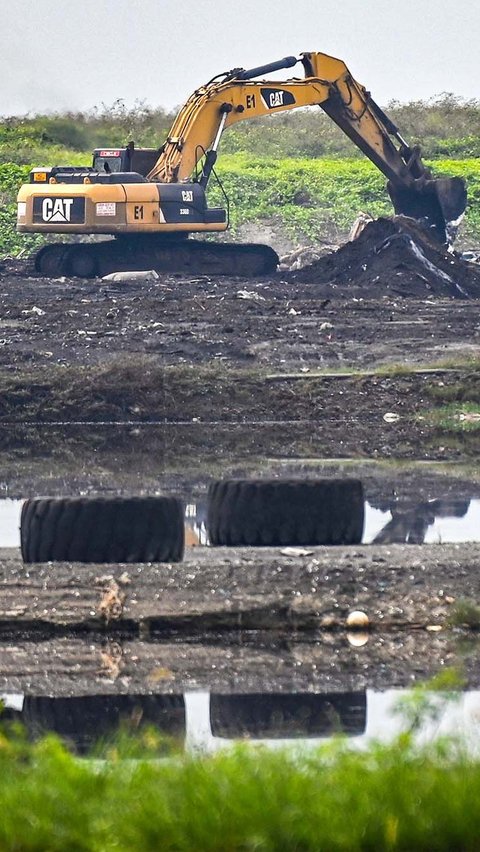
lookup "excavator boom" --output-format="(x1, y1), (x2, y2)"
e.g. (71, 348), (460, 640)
(148, 51), (466, 242)
(17, 51), (467, 278)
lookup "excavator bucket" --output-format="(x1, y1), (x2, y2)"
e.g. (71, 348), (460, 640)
(387, 176), (467, 243)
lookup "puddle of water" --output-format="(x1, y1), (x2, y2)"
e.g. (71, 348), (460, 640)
(363, 498), (480, 544)
(2, 689), (479, 756)
(3, 493), (480, 550)
(0, 500), (22, 548)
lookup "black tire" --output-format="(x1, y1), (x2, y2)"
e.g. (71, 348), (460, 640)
(210, 692), (367, 739)
(20, 496), (184, 563)
(207, 479), (364, 546)
(22, 694), (185, 754)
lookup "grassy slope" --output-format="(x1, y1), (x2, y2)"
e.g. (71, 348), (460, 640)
(213, 155), (480, 244)
(1, 154), (480, 256)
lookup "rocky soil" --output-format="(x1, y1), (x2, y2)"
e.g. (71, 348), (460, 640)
(0, 216), (479, 697)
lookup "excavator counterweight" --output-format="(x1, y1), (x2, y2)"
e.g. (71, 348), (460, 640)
(17, 51), (467, 278)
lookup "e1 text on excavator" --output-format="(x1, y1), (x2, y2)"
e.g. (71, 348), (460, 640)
(17, 51), (467, 278)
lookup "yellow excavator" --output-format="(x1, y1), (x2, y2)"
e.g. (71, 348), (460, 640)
(17, 51), (467, 278)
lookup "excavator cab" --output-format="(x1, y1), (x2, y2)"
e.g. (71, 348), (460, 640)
(93, 149), (125, 173)
(92, 146), (161, 178)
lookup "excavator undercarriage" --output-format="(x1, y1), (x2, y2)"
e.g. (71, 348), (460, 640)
(34, 237), (278, 279)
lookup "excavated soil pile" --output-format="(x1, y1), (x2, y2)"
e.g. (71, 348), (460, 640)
(291, 216), (480, 299)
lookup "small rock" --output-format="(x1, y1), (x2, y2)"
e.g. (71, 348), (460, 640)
(346, 610), (369, 629)
(102, 270), (159, 282)
(280, 547), (314, 557)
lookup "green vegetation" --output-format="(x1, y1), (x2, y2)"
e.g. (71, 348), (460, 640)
(423, 373), (480, 433)
(0, 102), (174, 165)
(2, 94), (480, 162)
(2, 716), (480, 850)
(422, 402), (480, 432)
(447, 598), (480, 628)
(212, 155), (480, 243)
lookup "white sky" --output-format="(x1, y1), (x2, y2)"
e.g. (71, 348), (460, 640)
(1, 0), (479, 117)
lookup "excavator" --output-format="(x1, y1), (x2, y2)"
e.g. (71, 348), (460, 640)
(17, 51), (467, 278)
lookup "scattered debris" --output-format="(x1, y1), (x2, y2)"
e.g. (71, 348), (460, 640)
(102, 270), (159, 282)
(279, 244), (338, 271)
(236, 289), (266, 302)
(96, 578), (126, 623)
(280, 547), (314, 557)
(348, 211), (374, 242)
(98, 641), (124, 680)
(21, 306), (45, 316)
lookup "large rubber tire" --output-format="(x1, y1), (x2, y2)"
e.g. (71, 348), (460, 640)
(210, 692), (367, 739)
(207, 479), (364, 546)
(22, 694), (185, 754)
(20, 496), (184, 563)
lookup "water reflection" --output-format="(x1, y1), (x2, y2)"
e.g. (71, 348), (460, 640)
(1, 694), (185, 755)
(3, 689), (480, 755)
(366, 498), (476, 545)
(1, 494), (479, 549)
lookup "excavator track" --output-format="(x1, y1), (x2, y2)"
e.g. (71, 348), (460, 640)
(34, 238), (279, 279)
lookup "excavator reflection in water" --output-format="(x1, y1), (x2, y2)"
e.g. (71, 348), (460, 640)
(17, 51), (467, 278)
(372, 497), (471, 545)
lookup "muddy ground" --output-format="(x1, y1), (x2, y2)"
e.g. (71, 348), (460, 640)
(0, 217), (478, 463)
(1, 225), (479, 376)
(1, 542), (480, 696)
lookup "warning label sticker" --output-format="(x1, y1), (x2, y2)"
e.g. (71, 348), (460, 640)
(96, 202), (116, 217)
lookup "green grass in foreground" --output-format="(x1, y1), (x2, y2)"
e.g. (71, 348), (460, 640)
(1, 706), (480, 851)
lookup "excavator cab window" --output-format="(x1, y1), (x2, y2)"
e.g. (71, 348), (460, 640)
(92, 150), (126, 174)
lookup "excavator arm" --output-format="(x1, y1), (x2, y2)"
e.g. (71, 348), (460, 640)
(148, 51), (466, 242)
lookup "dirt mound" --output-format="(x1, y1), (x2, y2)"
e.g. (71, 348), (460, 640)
(291, 217), (480, 299)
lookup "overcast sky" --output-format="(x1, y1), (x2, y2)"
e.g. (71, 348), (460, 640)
(1, 0), (479, 117)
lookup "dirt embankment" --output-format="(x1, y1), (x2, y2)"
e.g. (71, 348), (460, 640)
(1, 541), (480, 695)
(0, 542), (478, 636)
(0, 218), (479, 696)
